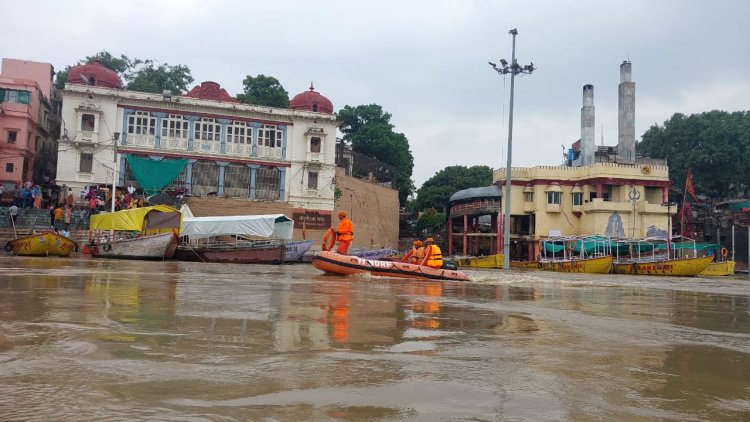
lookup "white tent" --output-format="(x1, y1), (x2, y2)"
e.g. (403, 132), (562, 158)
(181, 214), (294, 240)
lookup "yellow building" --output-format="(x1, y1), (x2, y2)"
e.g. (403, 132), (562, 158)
(492, 162), (672, 260)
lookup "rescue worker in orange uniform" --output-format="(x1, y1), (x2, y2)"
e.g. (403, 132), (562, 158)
(421, 237), (443, 269)
(401, 240), (425, 264)
(335, 210), (354, 254)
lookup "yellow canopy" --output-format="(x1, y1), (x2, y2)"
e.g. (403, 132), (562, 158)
(90, 205), (182, 233)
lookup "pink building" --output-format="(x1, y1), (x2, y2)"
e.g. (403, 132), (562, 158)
(0, 58), (60, 198)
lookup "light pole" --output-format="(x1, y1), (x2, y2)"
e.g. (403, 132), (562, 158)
(489, 28), (535, 270)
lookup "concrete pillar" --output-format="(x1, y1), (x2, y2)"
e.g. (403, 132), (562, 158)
(280, 125), (288, 160)
(185, 159), (196, 195)
(250, 122), (261, 157)
(581, 84), (595, 166)
(463, 214), (468, 256)
(248, 164), (259, 199)
(448, 217), (453, 255)
(217, 161), (229, 197)
(185, 115), (200, 151)
(596, 183), (603, 199)
(277, 166), (286, 200)
(618, 61), (636, 164)
(152, 112), (167, 149)
(218, 119), (231, 154)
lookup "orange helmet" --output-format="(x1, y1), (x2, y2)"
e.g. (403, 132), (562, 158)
(413, 240), (423, 247)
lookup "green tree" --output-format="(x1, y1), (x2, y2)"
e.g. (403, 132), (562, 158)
(125, 60), (194, 94)
(54, 50), (194, 94)
(417, 208), (446, 234)
(338, 104), (415, 205)
(637, 111), (750, 199)
(236, 74), (289, 107)
(415, 165), (494, 212)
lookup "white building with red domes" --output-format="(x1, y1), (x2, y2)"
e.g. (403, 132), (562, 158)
(55, 62), (339, 215)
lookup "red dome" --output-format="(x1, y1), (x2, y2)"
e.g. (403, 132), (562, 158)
(184, 81), (238, 103)
(290, 84), (333, 114)
(67, 62), (122, 88)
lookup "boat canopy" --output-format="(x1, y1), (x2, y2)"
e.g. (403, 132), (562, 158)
(181, 214), (294, 240)
(90, 205), (182, 232)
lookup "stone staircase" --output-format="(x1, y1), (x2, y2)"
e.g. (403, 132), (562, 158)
(0, 207), (92, 251)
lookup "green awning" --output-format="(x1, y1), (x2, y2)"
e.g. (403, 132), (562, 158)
(126, 155), (187, 195)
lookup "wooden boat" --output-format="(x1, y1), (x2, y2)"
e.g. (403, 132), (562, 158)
(540, 235), (615, 274)
(312, 250), (471, 281)
(454, 253), (503, 269)
(175, 214), (310, 264)
(613, 255), (713, 276)
(89, 232), (179, 260)
(283, 240), (314, 262)
(698, 260), (736, 276)
(453, 253), (540, 270)
(540, 255), (613, 274)
(6, 231), (77, 257)
(613, 237), (715, 277)
(88, 205), (182, 260)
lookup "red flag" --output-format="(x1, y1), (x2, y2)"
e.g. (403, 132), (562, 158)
(685, 168), (699, 202)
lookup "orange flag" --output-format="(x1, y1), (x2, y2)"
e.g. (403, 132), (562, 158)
(685, 168), (699, 202)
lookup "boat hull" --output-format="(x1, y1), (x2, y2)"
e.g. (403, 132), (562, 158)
(699, 260), (736, 276)
(454, 253), (503, 268)
(7, 232), (77, 257)
(174, 244), (286, 263)
(540, 255), (613, 274)
(284, 240), (313, 262)
(612, 256), (713, 276)
(90, 233), (178, 260)
(312, 251), (470, 281)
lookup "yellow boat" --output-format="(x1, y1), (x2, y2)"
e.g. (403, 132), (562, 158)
(540, 255), (613, 274)
(453, 254), (541, 270)
(454, 253), (504, 268)
(612, 255), (713, 277)
(6, 231), (78, 257)
(699, 260), (736, 276)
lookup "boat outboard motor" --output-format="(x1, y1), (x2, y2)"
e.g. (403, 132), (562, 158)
(442, 260), (458, 270)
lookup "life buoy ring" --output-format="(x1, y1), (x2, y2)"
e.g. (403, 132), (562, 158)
(322, 228), (336, 251)
(102, 243), (112, 252)
(567, 240), (576, 252)
(720, 247), (728, 257)
(4, 242), (13, 252)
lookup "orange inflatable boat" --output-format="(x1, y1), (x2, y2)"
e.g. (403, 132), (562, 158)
(312, 250), (471, 281)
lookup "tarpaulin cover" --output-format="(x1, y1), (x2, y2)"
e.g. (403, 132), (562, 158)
(126, 155), (187, 195)
(181, 214), (294, 240)
(90, 205), (182, 232)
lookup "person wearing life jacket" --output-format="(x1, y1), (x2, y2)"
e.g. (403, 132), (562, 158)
(421, 237), (443, 269)
(401, 240), (425, 264)
(335, 210), (354, 254)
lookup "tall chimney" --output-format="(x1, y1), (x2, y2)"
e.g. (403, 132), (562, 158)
(581, 84), (595, 165)
(618, 60), (635, 164)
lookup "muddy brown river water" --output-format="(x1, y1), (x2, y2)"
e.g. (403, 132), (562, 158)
(0, 257), (748, 421)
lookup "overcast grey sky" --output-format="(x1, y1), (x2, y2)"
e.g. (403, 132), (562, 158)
(4, 0), (749, 189)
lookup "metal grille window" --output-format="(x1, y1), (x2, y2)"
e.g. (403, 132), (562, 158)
(162, 114), (189, 138)
(307, 171), (318, 189)
(81, 114), (95, 131)
(79, 153), (93, 173)
(259, 125), (281, 147)
(227, 122), (248, 144)
(310, 137), (321, 152)
(256, 166), (280, 200)
(224, 164), (250, 198)
(195, 118), (220, 141)
(572, 192), (583, 206)
(191, 161), (219, 197)
(7, 130), (17, 144)
(523, 192), (533, 202)
(128, 111), (156, 135)
(547, 191), (561, 205)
